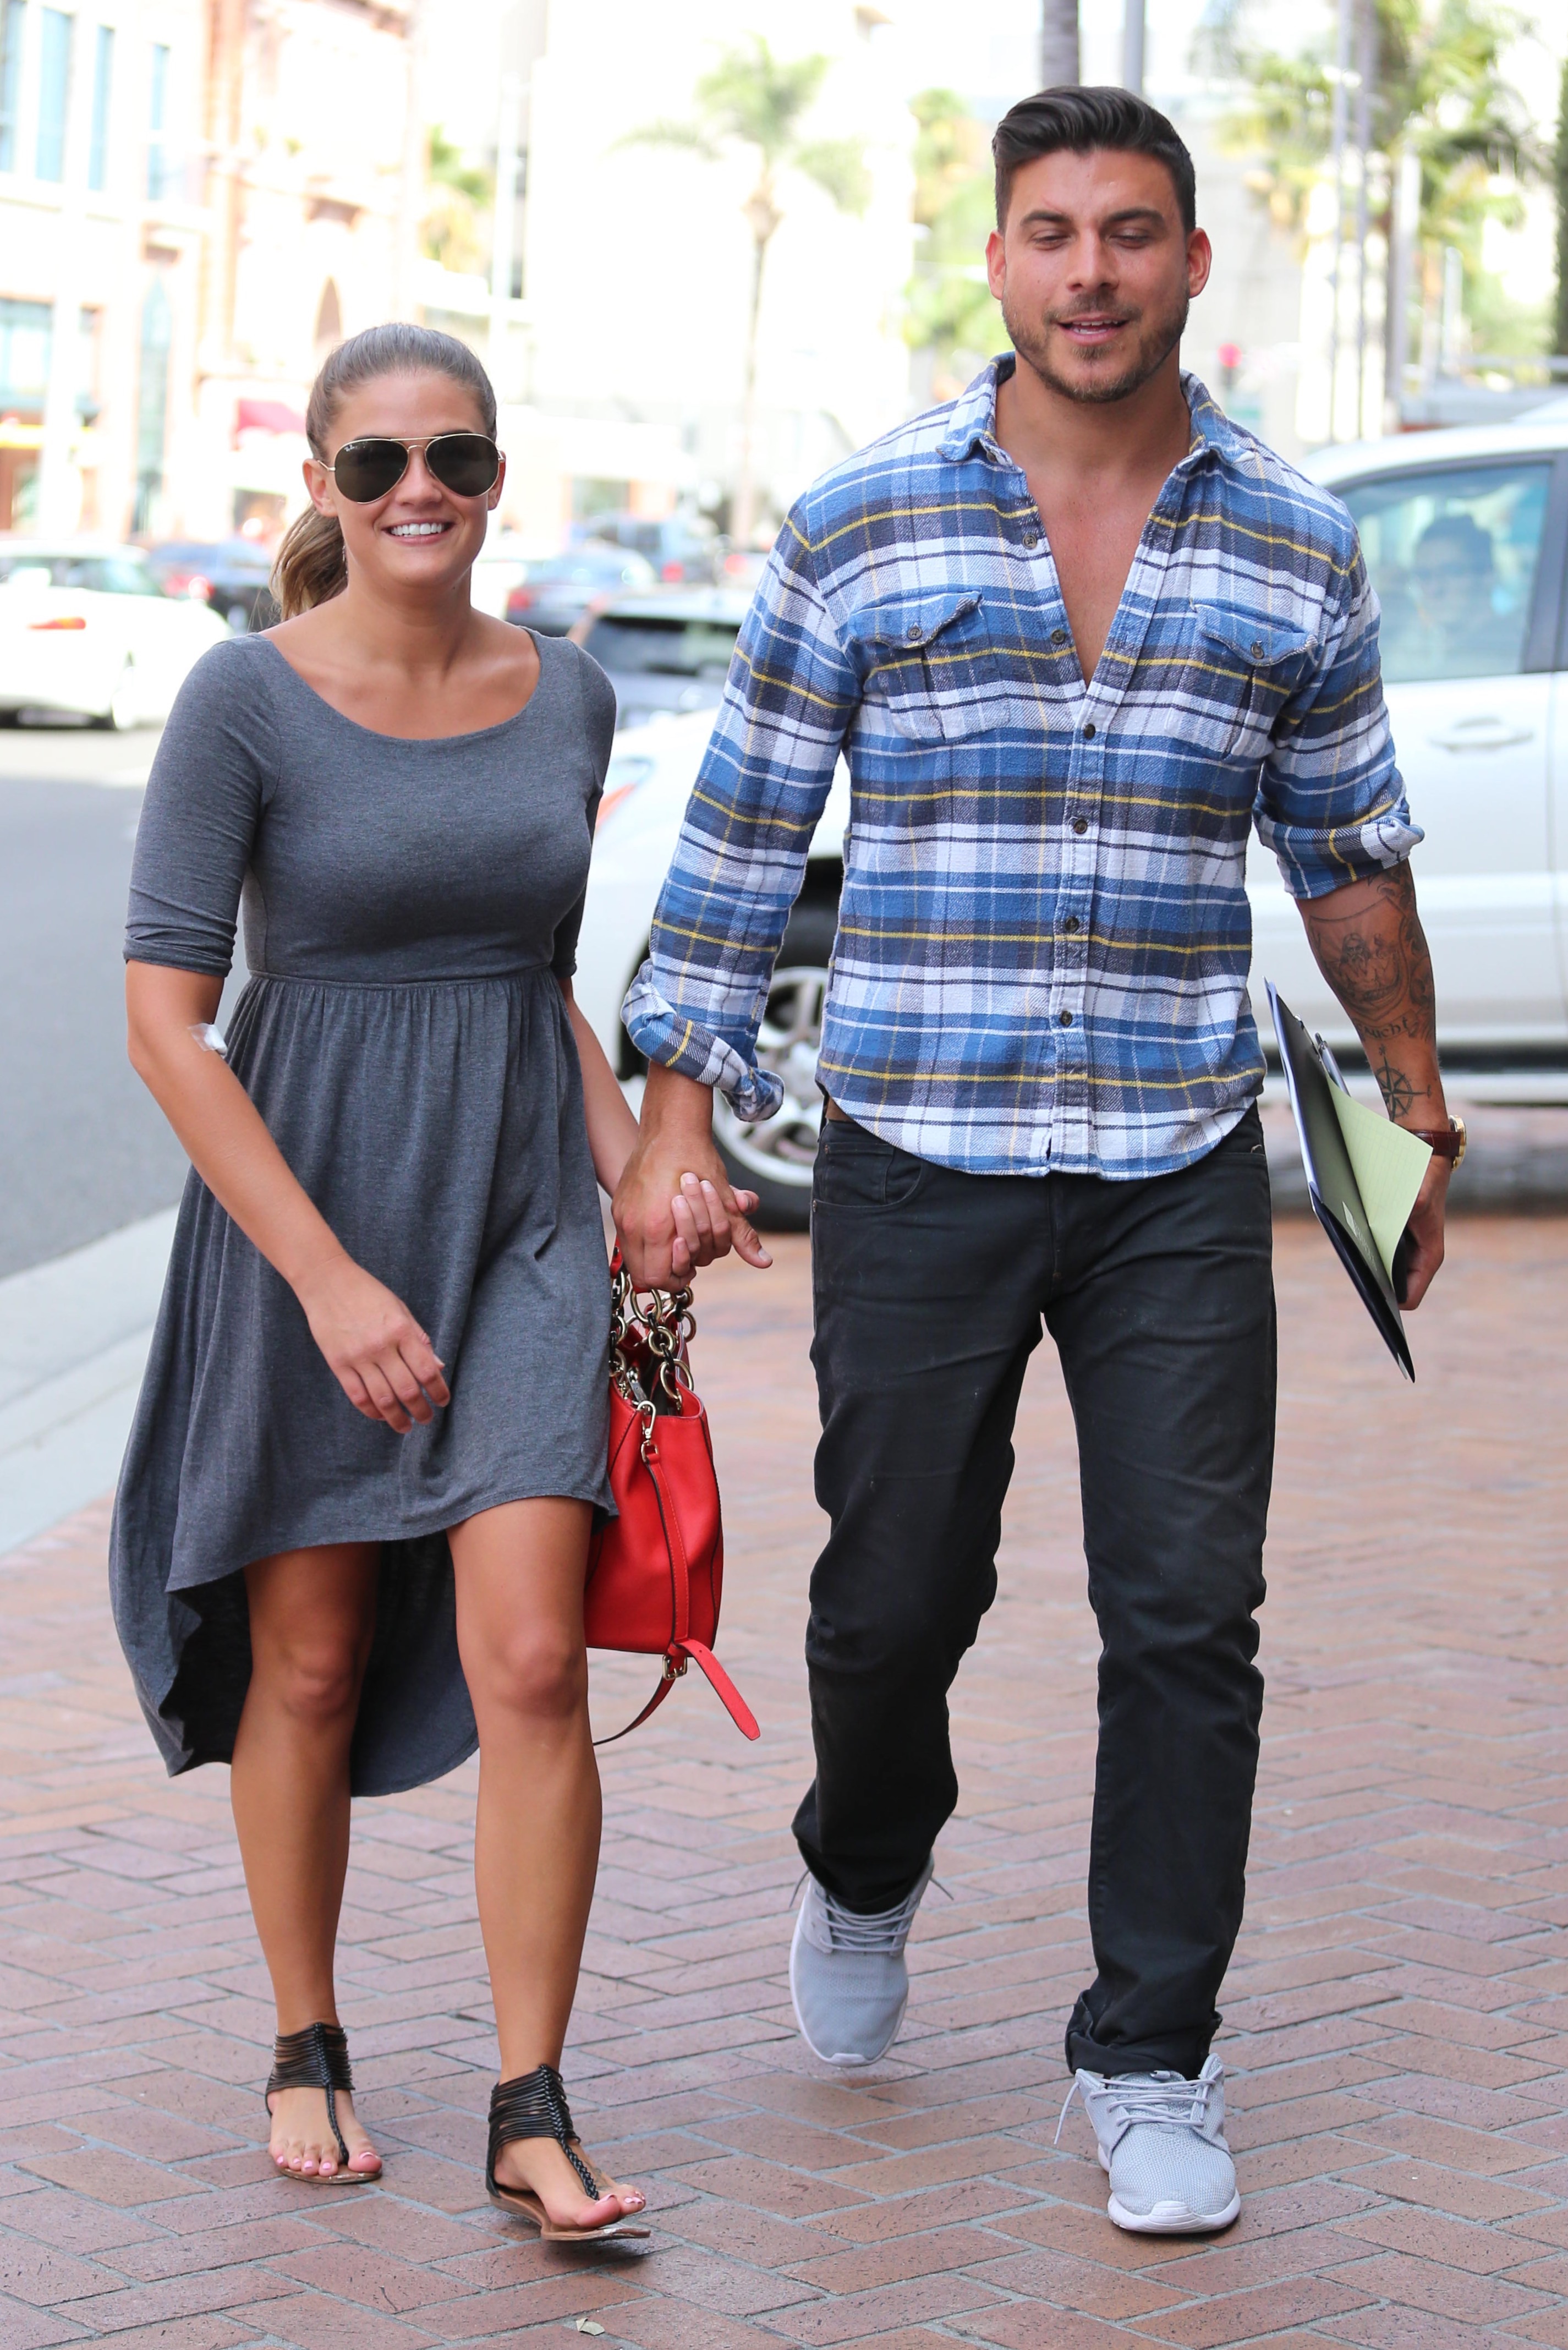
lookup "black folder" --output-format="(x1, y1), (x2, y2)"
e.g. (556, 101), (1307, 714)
(1266, 980), (1421, 1383)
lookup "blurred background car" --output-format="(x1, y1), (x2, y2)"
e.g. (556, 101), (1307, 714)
(142, 539), (279, 633)
(573, 585), (749, 729)
(573, 709), (849, 1230)
(0, 544), (228, 730)
(502, 546), (657, 636)
(574, 512), (721, 583)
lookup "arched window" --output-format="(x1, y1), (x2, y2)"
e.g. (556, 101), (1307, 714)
(314, 280), (341, 357)
(133, 274), (172, 534)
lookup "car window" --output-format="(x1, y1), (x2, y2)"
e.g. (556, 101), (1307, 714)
(583, 616), (739, 677)
(1341, 462), (1550, 684)
(96, 557), (163, 595)
(0, 557), (70, 585)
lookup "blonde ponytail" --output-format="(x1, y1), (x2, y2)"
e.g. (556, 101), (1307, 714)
(272, 505), (348, 618)
(270, 321), (499, 620)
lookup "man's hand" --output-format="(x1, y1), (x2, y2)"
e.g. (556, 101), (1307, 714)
(1397, 1154), (1449, 1311)
(1298, 862), (1450, 1309)
(613, 1065), (773, 1289)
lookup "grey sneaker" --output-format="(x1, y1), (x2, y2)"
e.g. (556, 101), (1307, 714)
(788, 1860), (934, 2066)
(1063, 2057), (1240, 2234)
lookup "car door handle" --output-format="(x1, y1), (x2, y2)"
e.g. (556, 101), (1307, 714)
(1427, 717), (1535, 752)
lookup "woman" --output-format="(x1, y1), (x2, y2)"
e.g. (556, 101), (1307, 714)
(111, 323), (749, 2238)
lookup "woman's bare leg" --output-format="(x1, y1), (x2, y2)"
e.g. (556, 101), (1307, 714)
(232, 1544), (382, 2180)
(448, 1498), (644, 2228)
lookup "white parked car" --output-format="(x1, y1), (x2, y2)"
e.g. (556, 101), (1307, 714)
(576, 408), (1568, 1225)
(0, 542), (227, 728)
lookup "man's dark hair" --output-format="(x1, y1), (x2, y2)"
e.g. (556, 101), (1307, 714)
(993, 86), (1196, 234)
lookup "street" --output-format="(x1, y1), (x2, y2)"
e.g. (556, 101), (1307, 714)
(4, 1225), (1568, 2346)
(0, 724), (175, 1278)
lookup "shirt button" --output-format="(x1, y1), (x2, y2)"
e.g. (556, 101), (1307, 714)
(1082, 720), (1096, 738)
(1059, 1010), (1073, 1027)
(906, 623), (924, 643)
(1251, 638), (1264, 658)
(1072, 817), (1088, 835)
(1063, 914), (1081, 933)
(1051, 628), (1067, 647)
(1023, 530), (1039, 549)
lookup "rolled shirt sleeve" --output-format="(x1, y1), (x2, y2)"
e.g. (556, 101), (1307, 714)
(622, 509), (858, 1120)
(1253, 536), (1423, 899)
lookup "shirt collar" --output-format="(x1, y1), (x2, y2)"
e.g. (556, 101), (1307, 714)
(936, 352), (1249, 476)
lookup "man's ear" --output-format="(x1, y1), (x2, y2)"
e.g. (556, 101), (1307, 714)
(1186, 228), (1213, 301)
(985, 226), (1006, 302)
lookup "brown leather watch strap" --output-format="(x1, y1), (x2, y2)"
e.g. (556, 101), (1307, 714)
(1407, 1118), (1466, 1164)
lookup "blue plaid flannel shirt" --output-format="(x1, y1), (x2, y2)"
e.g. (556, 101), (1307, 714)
(623, 360), (1419, 1179)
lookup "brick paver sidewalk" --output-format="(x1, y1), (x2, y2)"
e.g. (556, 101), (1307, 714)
(4, 1219), (1568, 2349)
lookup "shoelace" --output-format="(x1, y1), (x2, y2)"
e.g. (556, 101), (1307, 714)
(788, 1869), (950, 1950)
(1055, 2068), (1215, 2148)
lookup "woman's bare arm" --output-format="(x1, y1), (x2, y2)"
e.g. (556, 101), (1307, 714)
(557, 979), (756, 1283)
(127, 961), (449, 1428)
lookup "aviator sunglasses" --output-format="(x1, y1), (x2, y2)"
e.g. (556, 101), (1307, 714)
(325, 431), (501, 503)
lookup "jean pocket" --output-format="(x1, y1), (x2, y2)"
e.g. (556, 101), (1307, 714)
(813, 1119), (927, 1208)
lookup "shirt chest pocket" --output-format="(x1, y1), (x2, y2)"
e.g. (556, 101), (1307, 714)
(1182, 604), (1317, 762)
(845, 590), (1004, 742)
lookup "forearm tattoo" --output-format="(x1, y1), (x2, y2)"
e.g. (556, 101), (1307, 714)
(1301, 863), (1440, 1120)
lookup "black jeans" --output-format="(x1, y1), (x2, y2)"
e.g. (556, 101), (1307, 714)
(792, 1105), (1276, 2079)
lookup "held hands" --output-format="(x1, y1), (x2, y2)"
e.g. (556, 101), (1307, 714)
(613, 1146), (772, 1292)
(295, 1252), (451, 1432)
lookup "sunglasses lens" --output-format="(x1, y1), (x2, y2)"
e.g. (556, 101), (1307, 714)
(427, 434), (501, 496)
(332, 440), (409, 501)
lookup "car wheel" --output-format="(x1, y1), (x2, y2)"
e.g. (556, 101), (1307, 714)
(712, 900), (837, 1233)
(94, 664), (139, 732)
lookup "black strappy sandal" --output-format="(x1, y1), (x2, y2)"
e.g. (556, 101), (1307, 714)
(486, 2063), (649, 2241)
(265, 2022), (378, 2184)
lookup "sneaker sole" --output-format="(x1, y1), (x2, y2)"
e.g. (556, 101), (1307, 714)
(1107, 2190), (1241, 2235)
(788, 1913), (908, 2068)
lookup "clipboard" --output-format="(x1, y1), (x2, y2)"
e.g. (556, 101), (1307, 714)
(1265, 981), (1432, 1384)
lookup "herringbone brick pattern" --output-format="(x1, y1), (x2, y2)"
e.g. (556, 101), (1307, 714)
(3, 1219), (1568, 2347)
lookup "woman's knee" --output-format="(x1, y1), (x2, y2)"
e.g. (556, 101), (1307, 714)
(470, 1624), (588, 1723)
(252, 1631), (368, 1725)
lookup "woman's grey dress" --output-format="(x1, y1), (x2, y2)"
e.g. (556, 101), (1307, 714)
(110, 632), (616, 1795)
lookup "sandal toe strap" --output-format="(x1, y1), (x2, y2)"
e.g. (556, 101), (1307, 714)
(488, 2063), (600, 2203)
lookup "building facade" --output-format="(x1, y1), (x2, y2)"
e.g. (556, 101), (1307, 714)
(0, 0), (418, 543)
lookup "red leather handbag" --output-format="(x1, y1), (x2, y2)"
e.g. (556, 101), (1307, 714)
(584, 1253), (759, 1743)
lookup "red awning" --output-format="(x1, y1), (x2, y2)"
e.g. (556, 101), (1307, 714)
(234, 397), (308, 437)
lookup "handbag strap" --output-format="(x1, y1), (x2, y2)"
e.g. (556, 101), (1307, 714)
(592, 1426), (759, 1745)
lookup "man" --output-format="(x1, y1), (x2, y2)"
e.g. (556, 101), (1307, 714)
(615, 87), (1457, 2236)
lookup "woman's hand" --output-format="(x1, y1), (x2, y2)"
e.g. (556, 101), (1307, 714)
(295, 1253), (451, 1432)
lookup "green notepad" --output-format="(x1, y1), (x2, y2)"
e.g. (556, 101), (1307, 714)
(1267, 982), (1433, 1382)
(1326, 1086), (1433, 1286)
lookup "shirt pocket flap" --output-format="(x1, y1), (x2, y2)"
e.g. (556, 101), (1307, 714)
(843, 590), (1000, 740)
(845, 589), (984, 653)
(1193, 604), (1317, 671)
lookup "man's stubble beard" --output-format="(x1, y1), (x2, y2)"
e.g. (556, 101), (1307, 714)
(1001, 285), (1190, 407)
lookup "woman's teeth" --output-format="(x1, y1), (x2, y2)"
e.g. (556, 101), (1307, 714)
(389, 522), (448, 538)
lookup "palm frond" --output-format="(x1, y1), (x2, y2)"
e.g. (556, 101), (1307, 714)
(792, 138), (871, 217)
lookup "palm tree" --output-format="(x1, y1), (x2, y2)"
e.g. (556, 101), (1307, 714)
(1040, 0), (1080, 87)
(625, 37), (869, 545)
(1213, 0), (1546, 374)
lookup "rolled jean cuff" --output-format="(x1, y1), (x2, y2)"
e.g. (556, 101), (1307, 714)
(1063, 1993), (1221, 2083)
